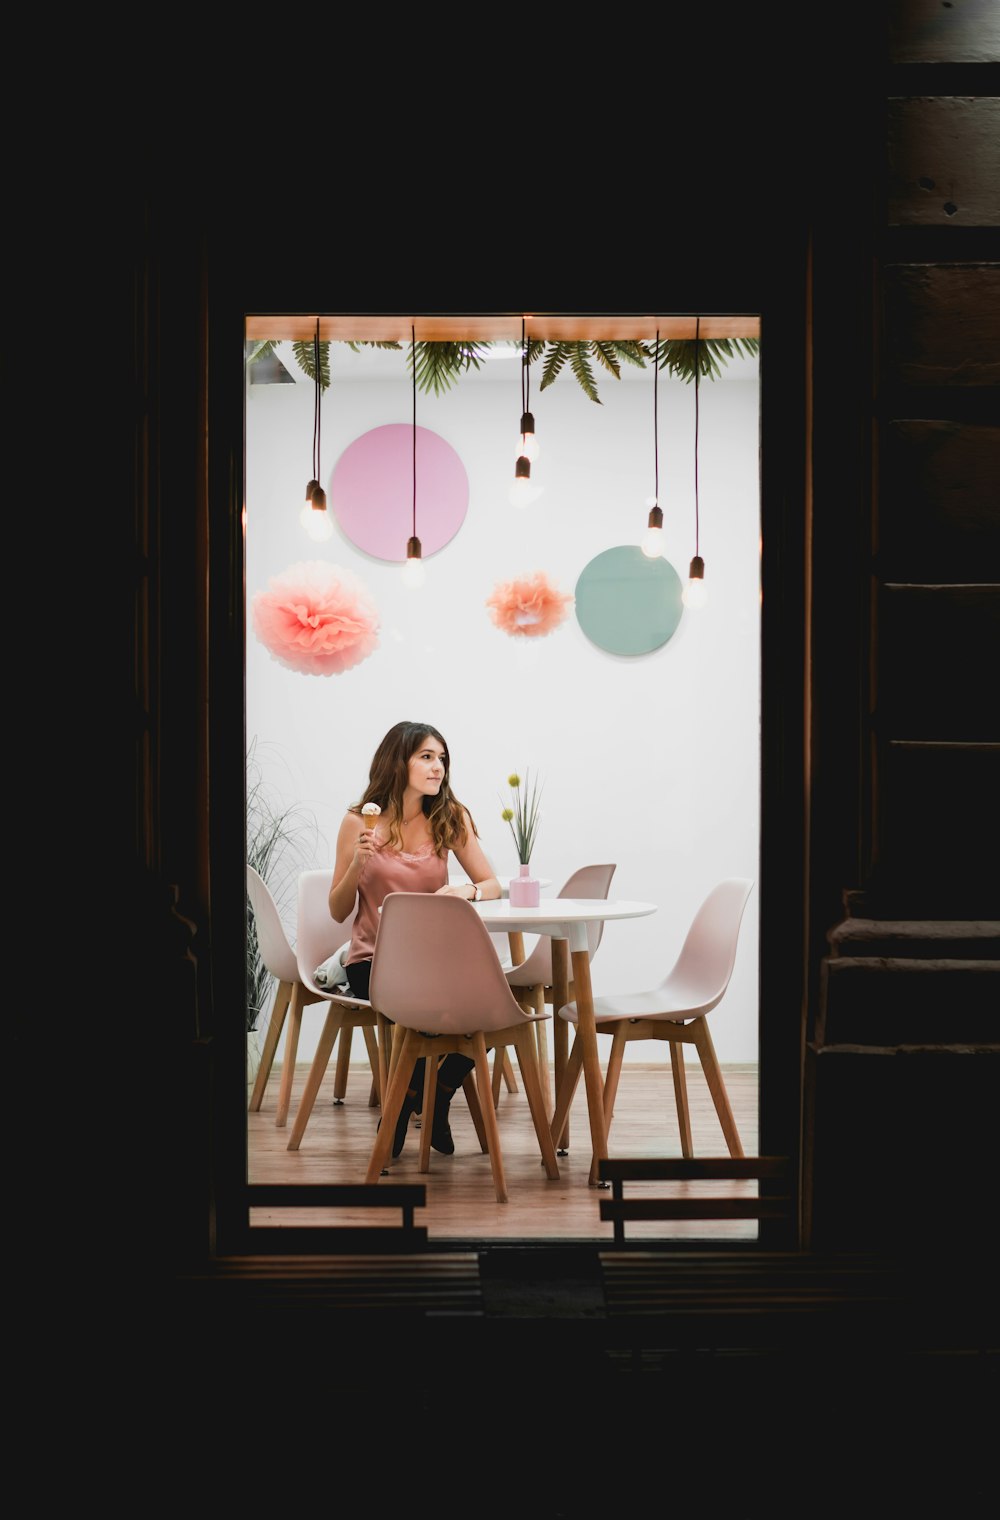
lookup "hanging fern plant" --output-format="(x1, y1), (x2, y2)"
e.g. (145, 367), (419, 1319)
(650, 336), (760, 384)
(248, 333), (759, 398)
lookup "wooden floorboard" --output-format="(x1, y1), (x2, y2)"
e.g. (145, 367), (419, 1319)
(248, 1059), (759, 1243)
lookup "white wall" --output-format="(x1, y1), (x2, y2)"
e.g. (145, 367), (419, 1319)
(246, 341), (761, 1064)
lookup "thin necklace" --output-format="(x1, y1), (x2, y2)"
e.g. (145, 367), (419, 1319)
(402, 808), (424, 826)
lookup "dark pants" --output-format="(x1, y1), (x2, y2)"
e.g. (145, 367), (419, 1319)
(346, 959), (474, 1097)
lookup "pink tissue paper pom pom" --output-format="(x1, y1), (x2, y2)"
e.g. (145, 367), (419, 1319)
(252, 560), (380, 676)
(485, 571), (573, 638)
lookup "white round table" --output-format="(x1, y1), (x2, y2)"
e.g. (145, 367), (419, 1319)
(472, 898), (657, 1181)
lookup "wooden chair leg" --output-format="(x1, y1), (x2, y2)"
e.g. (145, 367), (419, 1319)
(532, 985), (552, 1118)
(692, 1019), (744, 1157)
(275, 984), (307, 1128)
(472, 1033), (507, 1202)
(669, 1039), (693, 1157)
(549, 1031), (584, 1152)
(551, 941), (571, 1150)
(490, 1047), (519, 1107)
(248, 979), (291, 1112)
(603, 1027), (627, 1129)
(514, 1030), (560, 1179)
(418, 1051), (439, 1174)
(332, 1019), (351, 1103)
(462, 1073), (489, 1151)
(362, 1024), (381, 1106)
(366, 1032), (418, 1182)
(286, 1006), (342, 1151)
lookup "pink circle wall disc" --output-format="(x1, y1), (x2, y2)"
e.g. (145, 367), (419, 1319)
(329, 424), (469, 561)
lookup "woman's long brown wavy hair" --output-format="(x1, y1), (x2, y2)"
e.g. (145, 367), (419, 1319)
(353, 721), (476, 856)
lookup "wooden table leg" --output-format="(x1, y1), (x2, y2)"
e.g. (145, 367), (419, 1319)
(569, 947), (609, 1186)
(551, 937), (570, 1152)
(533, 983), (553, 1118)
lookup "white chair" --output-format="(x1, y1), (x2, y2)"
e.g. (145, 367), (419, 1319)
(246, 865), (310, 1119)
(366, 893), (560, 1203)
(552, 878), (754, 1158)
(284, 869), (383, 1149)
(501, 863), (617, 1120)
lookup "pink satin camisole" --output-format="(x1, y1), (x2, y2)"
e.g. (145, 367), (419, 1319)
(347, 832), (448, 964)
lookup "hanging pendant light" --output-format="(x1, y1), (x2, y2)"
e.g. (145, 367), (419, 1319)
(509, 317), (542, 506)
(641, 327), (665, 558)
(515, 315), (540, 464)
(299, 318), (333, 542)
(401, 324), (426, 587)
(683, 317), (708, 609)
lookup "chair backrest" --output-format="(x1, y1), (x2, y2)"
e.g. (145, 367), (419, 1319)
(507, 863), (617, 985)
(665, 878), (754, 1015)
(295, 869), (358, 993)
(370, 893), (530, 1035)
(246, 865), (299, 983)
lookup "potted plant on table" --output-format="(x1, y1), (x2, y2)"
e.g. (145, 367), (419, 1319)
(501, 769), (543, 908)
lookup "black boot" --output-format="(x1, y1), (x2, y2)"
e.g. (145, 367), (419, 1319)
(378, 1059), (425, 1159)
(430, 1055), (474, 1155)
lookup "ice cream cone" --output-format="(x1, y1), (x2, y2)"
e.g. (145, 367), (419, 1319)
(361, 803), (381, 831)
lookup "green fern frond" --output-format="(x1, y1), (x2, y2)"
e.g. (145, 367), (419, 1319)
(612, 341), (649, 369)
(282, 333), (758, 398)
(537, 341), (604, 401)
(569, 344), (601, 403)
(648, 336), (760, 384)
(292, 339), (331, 390)
(539, 342), (572, 390)
(590, 341), (623, 380)
(409, 340), (494, 395)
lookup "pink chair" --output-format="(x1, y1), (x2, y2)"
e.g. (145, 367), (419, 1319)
(282, 870), (382, 1148)
(552, 878), (754, 1159)
(365, 893), (560, 1203)
(502, 863), (617, 1126)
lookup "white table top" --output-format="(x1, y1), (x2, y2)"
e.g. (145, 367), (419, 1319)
(471, 897), (657, 935)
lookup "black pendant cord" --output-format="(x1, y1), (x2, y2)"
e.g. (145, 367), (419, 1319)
(694, 316), (701, 559)
(654, 327), (660, 505)
(524, 318), (530, 417)
(312, 319), (321, 483)
(411, 324), (417, 540)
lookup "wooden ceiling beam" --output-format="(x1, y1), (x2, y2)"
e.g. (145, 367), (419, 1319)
(244, 313), (761, 343)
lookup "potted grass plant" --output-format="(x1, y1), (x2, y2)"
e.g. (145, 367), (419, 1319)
(501, 769), (543, 907)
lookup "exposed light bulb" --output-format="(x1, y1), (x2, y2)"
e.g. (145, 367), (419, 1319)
(301, 507), (333, 542)
(402, 535), (425, 588)
(516, 411), (540, 463)
(683, 555), (708, 609)
(509, 455), (542, 507)
(641, 501), (664, 558)
(300, 482), (333, 541)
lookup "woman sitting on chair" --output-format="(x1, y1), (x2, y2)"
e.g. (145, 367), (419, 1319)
(329, 720), (501, 1159)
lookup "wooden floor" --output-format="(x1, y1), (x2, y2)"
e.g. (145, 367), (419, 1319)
(248, 1055), (760, 1243)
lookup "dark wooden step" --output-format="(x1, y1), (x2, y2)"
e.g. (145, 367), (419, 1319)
(819, 955), (1000, 1044)
(828, 916), (1000, 959)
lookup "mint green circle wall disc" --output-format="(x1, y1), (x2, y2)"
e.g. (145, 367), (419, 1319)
(574, 545), (684, 655)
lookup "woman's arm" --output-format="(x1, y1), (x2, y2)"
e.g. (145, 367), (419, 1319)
(329, 811), (376, 922)
(441, 810), (502, 901)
